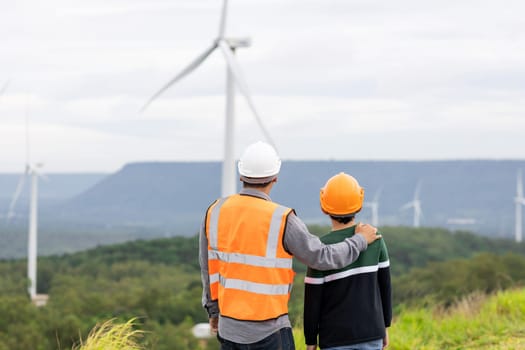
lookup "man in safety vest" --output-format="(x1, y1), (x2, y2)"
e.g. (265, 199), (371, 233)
(199, 141), (381, 350)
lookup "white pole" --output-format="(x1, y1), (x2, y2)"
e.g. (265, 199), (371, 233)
(28, 169), (38, 300)
(516, 170), (523, 243)
(371, 204), (378, 227)
(516, 199), (522, 243)
(222, 50), (236, 197)
(414, 203), (420, 228)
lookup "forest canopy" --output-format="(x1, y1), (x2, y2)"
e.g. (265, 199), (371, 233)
(1, 227), (524, 349)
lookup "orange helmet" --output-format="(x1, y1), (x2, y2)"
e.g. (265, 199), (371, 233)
(320, 172), (364, 216)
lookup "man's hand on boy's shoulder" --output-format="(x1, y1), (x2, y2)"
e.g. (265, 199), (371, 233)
(355, 222), (381, 244)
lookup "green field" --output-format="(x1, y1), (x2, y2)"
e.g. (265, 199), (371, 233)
(1, 227), (525, 349)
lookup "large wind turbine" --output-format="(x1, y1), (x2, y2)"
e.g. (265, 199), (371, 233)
(401, 181), (423, 228)
(515, 169), (525, 243)
(6, 115), (46, 304)
(364, 187), (382, 226)
(141, 0), (275, 197)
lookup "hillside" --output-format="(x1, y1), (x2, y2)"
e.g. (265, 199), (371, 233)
(42, 159), (525, 238)
(0, 173), (106, 215)
(54, 162), (220, 229)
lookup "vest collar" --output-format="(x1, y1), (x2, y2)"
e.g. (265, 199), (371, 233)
(239, 188), (271, 201)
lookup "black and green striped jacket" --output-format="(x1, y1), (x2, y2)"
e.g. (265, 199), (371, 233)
(303, 225), (392, 349)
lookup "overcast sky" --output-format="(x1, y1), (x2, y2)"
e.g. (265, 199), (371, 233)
(0, 0), (524, 172)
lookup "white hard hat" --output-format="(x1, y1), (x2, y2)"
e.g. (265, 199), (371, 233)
(238, 141), (281, 183)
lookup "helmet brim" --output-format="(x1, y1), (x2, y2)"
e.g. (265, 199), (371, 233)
(240, 175), (277, 184)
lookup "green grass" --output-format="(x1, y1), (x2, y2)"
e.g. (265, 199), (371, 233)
(389, 289), (525, 349)
(73, 318), (144, 350)
(75, 289), (525, 350)
(294, 289), (525, 350)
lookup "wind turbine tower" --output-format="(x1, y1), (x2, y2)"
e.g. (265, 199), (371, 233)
(142, 0), (275, 197)
(28, 164), (44, 300)
(515, 169), (525, 243)
(364, 187), (382, 226)
(7, 115), (47, 305)
(401, 181), (423, 228)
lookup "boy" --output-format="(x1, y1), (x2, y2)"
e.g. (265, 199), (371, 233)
(304, 173), (392, 350)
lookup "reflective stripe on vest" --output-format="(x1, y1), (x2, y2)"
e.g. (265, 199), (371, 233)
(266, 205), (289, 258)
(206, 197), (227, 301)
(208, 250), (293, 269)
(205, 194), (294, 321)
(219, 275), (291, 295)
(208, 197), (228, 250)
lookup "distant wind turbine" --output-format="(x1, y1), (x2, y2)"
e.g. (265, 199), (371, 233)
(401, 181), (423, 228)
(364, 187), (382, 226)
(6, 113), (46, 303)
(515, 169), (525, 243)
(141, 0), (276, 197)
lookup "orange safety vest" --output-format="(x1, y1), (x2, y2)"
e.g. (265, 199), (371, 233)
(205, 194), (295, 321)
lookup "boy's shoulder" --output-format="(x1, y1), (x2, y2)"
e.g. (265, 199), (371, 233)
(320, 226), (356, 244)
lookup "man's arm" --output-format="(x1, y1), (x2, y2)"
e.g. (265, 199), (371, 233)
(284, 213), (380, 270)
(198, 221), (219, 322)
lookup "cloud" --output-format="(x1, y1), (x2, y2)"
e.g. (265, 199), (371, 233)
(1, 0), (524, 172)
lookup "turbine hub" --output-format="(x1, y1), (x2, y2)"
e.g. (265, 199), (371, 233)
(223, 37), (251, 49)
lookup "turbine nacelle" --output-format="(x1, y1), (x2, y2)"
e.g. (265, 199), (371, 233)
(221, 37), (251, 49)
(28, 163), (45, 174)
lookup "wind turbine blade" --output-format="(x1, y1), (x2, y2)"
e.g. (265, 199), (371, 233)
(517, 169), (523, 198)
(7, 171), (27, 221)
(218, 0), (228, 37)
(140, 43), (218, 112)
(25, 110), (31, 165)
(373, 187), (383, 203)
(400, 201), (414, 211)
(38, 173), (49, 181)
(218, 40), (277, 149)
(0, 79), (10, 98)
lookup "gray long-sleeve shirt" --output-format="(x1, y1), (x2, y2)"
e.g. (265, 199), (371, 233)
(198, 188), (368, 344)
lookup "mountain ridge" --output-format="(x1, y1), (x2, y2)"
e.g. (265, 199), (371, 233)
(36, 159), (524, 237)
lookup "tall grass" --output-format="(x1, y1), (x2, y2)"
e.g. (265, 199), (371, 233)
(294, 289), (525, 350)
(74, 290), (525, 350)
(73, 318), (143, 350)
(389, 288), (525, 350)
